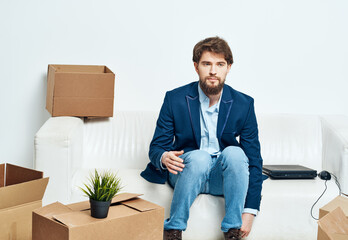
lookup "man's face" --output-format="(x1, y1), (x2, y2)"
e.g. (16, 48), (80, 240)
(194, 51), (231, 95)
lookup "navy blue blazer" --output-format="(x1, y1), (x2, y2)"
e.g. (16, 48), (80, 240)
(141, 81), (263, 210)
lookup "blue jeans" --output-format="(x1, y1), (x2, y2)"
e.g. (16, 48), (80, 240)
(164, 146), (249, 232)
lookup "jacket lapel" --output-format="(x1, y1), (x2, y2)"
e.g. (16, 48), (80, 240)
(217, 86), (234, 139)
(186, 82), (201, 148)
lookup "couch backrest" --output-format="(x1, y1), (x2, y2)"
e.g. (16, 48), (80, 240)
(83, 111), (158, 170)
(258, 114), (322, 171)
(82, 111), (323, 171)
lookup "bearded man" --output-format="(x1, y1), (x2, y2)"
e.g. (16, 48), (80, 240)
(141, 36), (263, 240)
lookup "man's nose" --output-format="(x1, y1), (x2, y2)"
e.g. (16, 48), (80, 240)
(210, 65), (217, 75)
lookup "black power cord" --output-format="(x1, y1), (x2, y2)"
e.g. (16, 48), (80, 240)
(310, 171), (348, 220)
(331, 172), (348, 197)
(310, 180), (328, 220)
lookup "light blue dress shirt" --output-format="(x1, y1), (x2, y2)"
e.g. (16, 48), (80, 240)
(198, 84), (222, 157)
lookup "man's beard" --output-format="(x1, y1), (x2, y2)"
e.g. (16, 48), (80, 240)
(199, 77), (225, 95)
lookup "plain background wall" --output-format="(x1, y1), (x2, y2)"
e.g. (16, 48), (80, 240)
(0, 0), (347, 168)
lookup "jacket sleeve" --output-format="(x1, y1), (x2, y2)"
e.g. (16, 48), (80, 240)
(148, 92), (175, 172)
(239, 99), (263, 210)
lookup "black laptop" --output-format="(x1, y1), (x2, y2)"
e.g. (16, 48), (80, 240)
(262, 165), (317, 179)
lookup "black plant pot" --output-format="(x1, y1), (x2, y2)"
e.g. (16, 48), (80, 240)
(90, 199), (111, 219)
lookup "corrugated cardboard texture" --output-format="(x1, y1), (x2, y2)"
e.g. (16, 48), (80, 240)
(54, 73), (113, 97)
(318, 227), (329, 240)
(33, 212), (69, 240)
(332, 233), (348, 240)
(33, 195), (164, 240)
(319, 196), (348, 219)
(68, 208), (164, 240)
(0, 200), (42, 240)
(6, 163), (43, 186)
(53, 204), (139, 227)
(34, 202), (73, 219)
(0, 177), (49, 210)
(318, 207), (348, 240)
(46, 64), (115, 117)
(53, 98), (113, 117)
(0, 164), (4, 187)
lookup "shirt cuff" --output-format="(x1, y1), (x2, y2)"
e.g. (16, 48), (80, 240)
(243, 208), (258, 216)
(160, 152), (167, 170)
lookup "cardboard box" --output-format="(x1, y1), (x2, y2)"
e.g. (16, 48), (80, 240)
(33, 193), (164, 240)
(319, 196), (348, 219)
(318, 207), (348, 240)
(317, 196), (348, 240)
(0, 163), (49, 240)
(46, 64), (115, 117)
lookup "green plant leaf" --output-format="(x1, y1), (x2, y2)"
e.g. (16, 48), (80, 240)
(80, 169), (123, 201)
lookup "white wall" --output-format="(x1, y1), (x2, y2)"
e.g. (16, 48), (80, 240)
(1, 0), (347, 168)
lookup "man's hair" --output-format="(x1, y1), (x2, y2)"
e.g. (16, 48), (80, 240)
(192, 36), (233, 65)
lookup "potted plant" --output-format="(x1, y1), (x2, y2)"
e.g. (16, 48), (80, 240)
(80, 169), (122, 219)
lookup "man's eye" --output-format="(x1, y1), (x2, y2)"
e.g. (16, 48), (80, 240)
(218, 63), (225, 67)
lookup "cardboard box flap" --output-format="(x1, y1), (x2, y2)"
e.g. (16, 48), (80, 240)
(53, 204), (139, 227)
(0, 164), (4, 187)
(318, 207), (348, 239)
(121, 198), (159, 212)
(67, 193), (142, 211)
(67, 201), (90, 212)
(34, 202), (72, 219)
(0, 177), (49, 210)
(111, 193), (142, 204)
(321, 196), (348, 217)
(53, 210), (95, 227)
(5, 164), (43, 186)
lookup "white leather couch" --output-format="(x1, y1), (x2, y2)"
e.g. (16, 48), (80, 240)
(34, 111), (348, 240)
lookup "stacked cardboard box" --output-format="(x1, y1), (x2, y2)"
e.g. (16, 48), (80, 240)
(318, 196), (348, 240)
(0, 164), (48, 239)
(33, 193), (164, 240)
(46, 64), (115, 117)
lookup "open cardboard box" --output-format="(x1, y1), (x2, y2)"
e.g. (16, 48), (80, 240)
(318, 196), (348, 240)
(46, 64), (115, 117)
(0, 163), (49, 240)
(32, 193), (164, 240)
(318, 207), (348, 240)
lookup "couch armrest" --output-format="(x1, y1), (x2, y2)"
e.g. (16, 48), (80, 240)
(34, 117), (83, 205)
(321, 115), (348, 194)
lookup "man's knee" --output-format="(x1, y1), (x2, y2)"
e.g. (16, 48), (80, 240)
(182, 150), (211, 174)
(220, 146), (249, 168)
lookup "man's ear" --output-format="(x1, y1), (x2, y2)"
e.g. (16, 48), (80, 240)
(194, 62), (199, 74)
(227, 64), (232, 73)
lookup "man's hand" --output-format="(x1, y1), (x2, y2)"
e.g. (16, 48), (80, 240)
(241, 213), (255, 238)
(161, 150), (185, 174)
